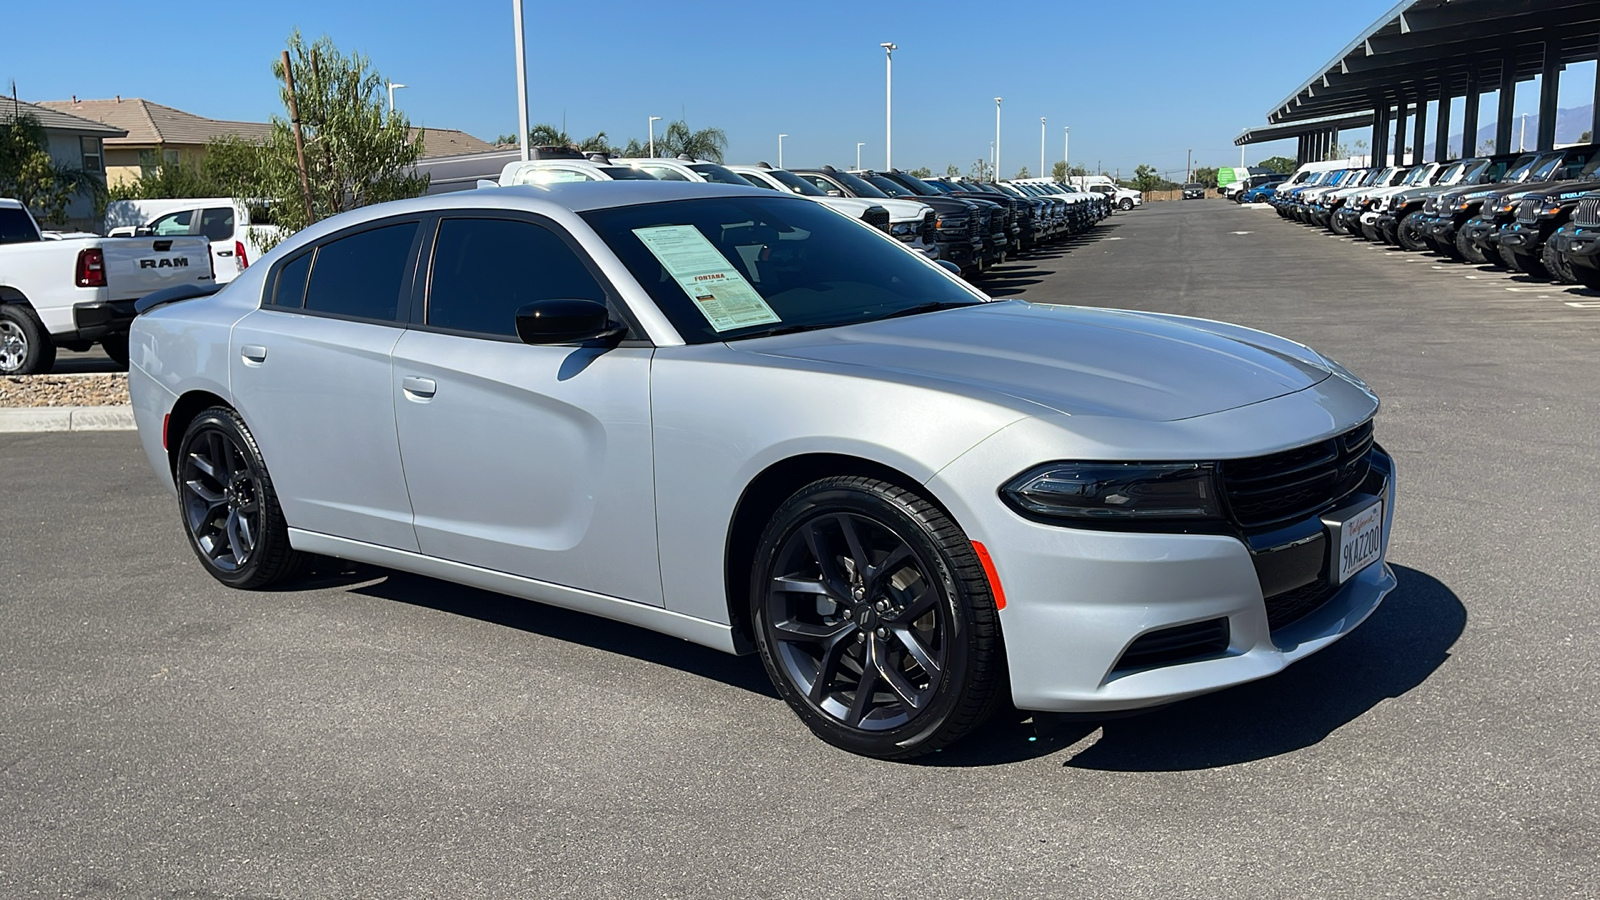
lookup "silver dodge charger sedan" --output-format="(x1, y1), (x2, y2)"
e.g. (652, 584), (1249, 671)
(128, 181), (1395, 759)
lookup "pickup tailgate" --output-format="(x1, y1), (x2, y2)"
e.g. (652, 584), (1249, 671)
(102, 236), (214, 301)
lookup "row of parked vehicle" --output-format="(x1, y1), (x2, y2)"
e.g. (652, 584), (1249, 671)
(490, 148), (1116, 278)
(0, 149), (1119, 375)
(1262, 145), (1600, 288)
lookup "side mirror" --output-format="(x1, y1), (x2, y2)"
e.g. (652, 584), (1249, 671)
(134, 226), (153, 237)
(826, 189), (842, 197)
(514, 298), (626, 345)
(936, 259), (963, 276)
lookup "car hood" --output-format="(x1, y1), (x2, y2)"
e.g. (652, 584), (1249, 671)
(876, 197), (934, 222)
(735, 301), (1332, 421)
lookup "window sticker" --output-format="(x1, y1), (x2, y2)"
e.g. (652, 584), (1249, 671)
(632, 225), (781, 332)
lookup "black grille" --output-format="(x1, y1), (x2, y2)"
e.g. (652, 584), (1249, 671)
(861, 207), (891, 232)
(1516, 197), (1542, 224)
(1575, 196), (1600, 228)
(919, 213), (936, 242)
(1115, 618), (1230, 671)
(1423, 196), (1437, 214)
(1220, 421), (1375, 531)
(1265, 578), (1338, 631)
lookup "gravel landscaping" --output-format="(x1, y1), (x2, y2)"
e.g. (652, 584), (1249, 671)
(0, 374), (129, 408)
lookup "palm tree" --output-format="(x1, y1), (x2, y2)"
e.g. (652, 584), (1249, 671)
(655, 120), (728, 162)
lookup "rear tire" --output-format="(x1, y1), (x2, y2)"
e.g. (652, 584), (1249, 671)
(0, 304), (55, 376)
(175, 407), (305, 589)
(101, 333), (130, 369)
(750, 476), (1004, 759)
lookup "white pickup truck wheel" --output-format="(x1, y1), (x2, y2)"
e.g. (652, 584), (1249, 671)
(0, 305), (55, 375)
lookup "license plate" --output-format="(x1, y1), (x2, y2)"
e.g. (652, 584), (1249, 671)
(1326, 498), (1384, 585)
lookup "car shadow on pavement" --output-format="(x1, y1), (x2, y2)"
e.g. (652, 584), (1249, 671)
(328, 564), (779, 698)
(920, 564), (1464, 769)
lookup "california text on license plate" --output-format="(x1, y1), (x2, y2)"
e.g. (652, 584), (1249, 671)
(1335, 500), (1384, 585)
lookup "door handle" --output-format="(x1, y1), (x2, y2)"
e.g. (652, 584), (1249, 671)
(217, 249), (235, 258)
(402, 376), (437, 400)
(240, 344), (267, 364)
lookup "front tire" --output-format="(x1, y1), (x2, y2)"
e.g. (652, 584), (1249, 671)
(1457, 230), (1488, 264)
(750, 476), (1004, 759)
(175, 407), (304, 589)
(1545, 242), (1578, 284)
(0, 304), (56, 375)
(1397, 213), (1431, 251)
(101, 333), (130, 369)
(1119, 198), (1133, 211)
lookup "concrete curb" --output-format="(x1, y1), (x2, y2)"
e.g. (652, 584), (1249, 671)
(0, 405), (136, 433)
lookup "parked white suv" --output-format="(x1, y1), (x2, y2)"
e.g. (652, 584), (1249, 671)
(104, 198), (281, 285)
(727, 164), (937, 258)
(1, 199), (212, 373)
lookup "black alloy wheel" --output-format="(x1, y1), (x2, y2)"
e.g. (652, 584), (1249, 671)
(176, 407), (303, 589)
(752, 477), (1003, 759)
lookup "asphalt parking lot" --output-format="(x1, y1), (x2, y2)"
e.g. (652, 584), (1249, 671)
(3, 200), (1597, 899)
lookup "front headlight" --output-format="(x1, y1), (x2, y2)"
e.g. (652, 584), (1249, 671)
(890, 222), (916, 236)
(1002, 463), (1221, 523)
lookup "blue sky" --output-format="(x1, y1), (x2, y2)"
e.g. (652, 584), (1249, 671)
(5, 0), (1596, 178)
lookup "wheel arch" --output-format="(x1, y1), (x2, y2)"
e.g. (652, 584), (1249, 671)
(722, 452), (954, 654)
(0, 286), (34, 307)
(165, 389), (232, 475)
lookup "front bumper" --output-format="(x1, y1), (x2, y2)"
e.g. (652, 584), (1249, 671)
(928, 394), (1395, 714)
(72, 299), (137, 342)
(1555, 224), (1600, 269)
(1495, 221), (1549, 255)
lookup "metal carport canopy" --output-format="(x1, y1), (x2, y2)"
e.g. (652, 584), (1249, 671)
(1235, 113), (1376, 146)
(1267, 0), (1600, 124)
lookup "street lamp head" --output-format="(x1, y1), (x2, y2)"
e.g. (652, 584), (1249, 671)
(880, 42), (896, 51)
(649, 115), (662, 123)
(1041, 117), (1046, 124)
(995, 97), (1003, 105)
(389, 82), (407, 90)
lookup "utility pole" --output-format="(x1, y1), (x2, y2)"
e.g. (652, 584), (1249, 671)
(881, 43), (896, 170)
(1186, 148), (1193, 183)
(280, 50), (315, 225)
(513, 0), (529, 162)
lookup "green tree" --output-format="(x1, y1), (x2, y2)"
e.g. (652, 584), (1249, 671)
(1131, 164), (1162, 193)
(1052, 160), (1066, 181)
(0, 111), (103, 227)
(1014, 165), (1030, 179)
(1583, 131), (1593, 143)
(945, 164), (960, 177)
(1256, 156), (1296, 174)
(253, 30), (429, 239)
(908, 166), (932, 178)
(653, 120), (728, 162)
(1192, 165), (1219, 188)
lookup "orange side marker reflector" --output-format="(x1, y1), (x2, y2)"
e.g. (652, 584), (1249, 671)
(971, 541), (1006, 610)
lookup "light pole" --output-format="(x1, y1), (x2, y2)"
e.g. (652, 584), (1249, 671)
(994, 97), (1002, 180)
(1039, 116), (1045, 181)
(1063, 126), (1069, 182)
(648, 115), (661, 158)
(880, 43), (896, 170)
(387, 82), (407, 112)
(1519, 113), (1528, 152)
(778, 133), (787, 168)
(512, 0), (529, 162)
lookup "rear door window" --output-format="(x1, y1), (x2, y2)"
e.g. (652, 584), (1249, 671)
(199, 207), (235, 242)
(149, 210), (195, 235)
(301, 222), (418, 322)
(0, 207), (38, 243)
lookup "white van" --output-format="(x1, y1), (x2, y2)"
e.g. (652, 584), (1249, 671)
(102, 198), (281, 284)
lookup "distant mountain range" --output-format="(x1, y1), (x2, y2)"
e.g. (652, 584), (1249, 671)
(1420, 104), (1594, 159)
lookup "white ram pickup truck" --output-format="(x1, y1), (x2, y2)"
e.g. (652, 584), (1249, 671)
(1, 198), (213, 374)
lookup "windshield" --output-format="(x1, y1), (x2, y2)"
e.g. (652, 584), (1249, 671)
(583, 196), (982, 344)
(1431, 162), (1467, 185)
(829, 171), (889, 198)
(763, 169), (827, 196)
(1184, 183), (1203, 189)
(889, 172), (944, 195)
(1502, 154), (1539, 182)
(600, 167), (657, 181)
(1529, 154), (1565, 181)
(687, 164), (754, 186)
(862, 174), (921, 198)
(1400, 166), (1430, 186)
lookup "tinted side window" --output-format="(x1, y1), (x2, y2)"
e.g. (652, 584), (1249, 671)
(427, 218), (607, 337)
(199, 207), (235, 242)
(270, 253), (312, 307)
(302, 222), (417, 322)
(0, 207), (39, 244)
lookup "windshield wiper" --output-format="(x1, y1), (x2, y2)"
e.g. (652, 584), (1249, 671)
(873, 300), (981, 321)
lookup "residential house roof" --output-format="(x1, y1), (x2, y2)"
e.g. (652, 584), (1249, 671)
(38, 97), (496, 158)
(0, 98), (127, 137)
